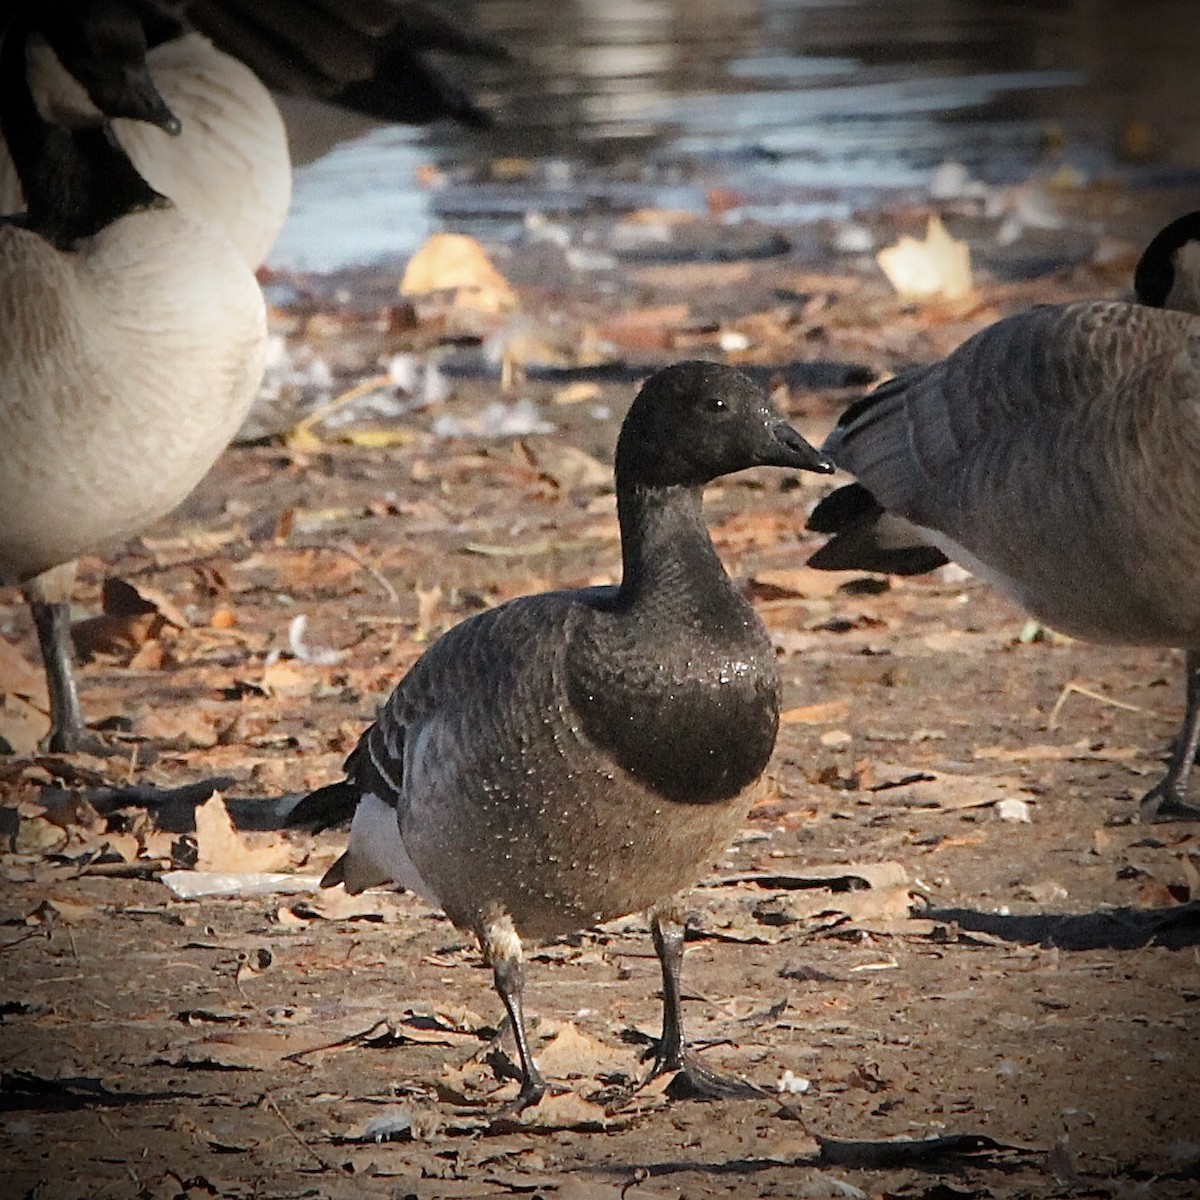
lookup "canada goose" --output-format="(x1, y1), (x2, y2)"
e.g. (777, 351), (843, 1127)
(289, 362), (833, 1109)
(806, 212), (1200, 821)
(0, 3), (267, 752)
(0, 0), (507, 267)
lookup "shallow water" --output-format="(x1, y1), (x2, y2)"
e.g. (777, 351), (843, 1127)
(269, 0), (1200, 271)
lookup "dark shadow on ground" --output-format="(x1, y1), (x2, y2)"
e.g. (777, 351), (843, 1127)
(923, 902), (1200, 950)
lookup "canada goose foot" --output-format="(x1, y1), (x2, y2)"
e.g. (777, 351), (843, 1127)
(487, 1074), (553, 1122)
(42, 725), (122, 758)
(645, 1047), (766, 1102)
(1139, 784), (1200, 823)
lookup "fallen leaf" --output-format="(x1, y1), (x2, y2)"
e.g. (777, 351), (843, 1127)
(873, 768), (1036, 812)
(400, 232), (516, 312)
(781, 701), (851, 726)
(260, 660), (316, 698)
(876, 215), (973, 300)
(0, 638), (47, 701)
(751, 568), (850, 600)
(0, 694), (48, 755)
(974, 743), (1142, 763)
(532, 1019), (614, 1079)
(193, 794), (294, 873)
(595, 305), (690, 351)
(494, 1089), (613, 1132)
(137, 707), (223, 749)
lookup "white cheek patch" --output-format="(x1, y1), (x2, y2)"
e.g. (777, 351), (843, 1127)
(1168, 240), (1200, 316)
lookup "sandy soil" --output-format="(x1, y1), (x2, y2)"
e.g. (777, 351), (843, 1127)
(2, 186), (1199, 1200)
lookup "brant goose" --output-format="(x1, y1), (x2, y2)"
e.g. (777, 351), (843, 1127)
(292, 361), (833, 1108)
(807, 212), (1200, 821)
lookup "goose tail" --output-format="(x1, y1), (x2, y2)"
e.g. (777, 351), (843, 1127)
(807, 482), (949, 576)
(285, 779), (361, 831)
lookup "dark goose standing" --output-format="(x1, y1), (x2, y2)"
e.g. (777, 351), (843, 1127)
(0, 1), (266, 752)
(292, 362), (833, 1108)
(807, 212), (1200, 821)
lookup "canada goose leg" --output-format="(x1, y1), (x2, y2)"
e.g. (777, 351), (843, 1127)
(1140, 651), (1200, 822)
(644, 905), (763, 1100)
(23, 579), (103, 755)
(481, 915), (548, 1113)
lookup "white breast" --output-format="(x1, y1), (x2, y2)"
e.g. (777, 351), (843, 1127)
(0, 206), (266, 585)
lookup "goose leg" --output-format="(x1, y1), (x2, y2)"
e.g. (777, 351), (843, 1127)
(23, 574), (97, 754)
(1140, 651), (1200, 822)
(482, 915), (548, 1112)
(645, 905), (763, 1100)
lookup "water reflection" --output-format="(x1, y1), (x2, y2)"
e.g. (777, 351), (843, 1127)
(271, 0), (1200, 270)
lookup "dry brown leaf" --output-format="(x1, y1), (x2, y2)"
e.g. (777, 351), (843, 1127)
(595, 305), (690, 351)
(876, 215), (973, 300)
(194, 793), (293, 873)
(876, 769), (1035, 811)
(137, 707), (223, 749)
(259, 660), (315, 698)
(399, 232), (516, 312)
(552, 381), (603, 405)
(72, 612), (163, 659)
(0, 694), (48, 755)
(751, 568), (851, 600)
(781, 700), (851, 726)
(15, 814), (68, 855)
(974, 743), (1142, 763)
(31, 897), (97, 924)
(523, 442), (611, 492)
(533, 1019), (614, 1079)
(499, 1089), (613, 1131)
(168, 1030), (298, 1072)
(100, 578), (189, 628)
(0, 638), (47, 701)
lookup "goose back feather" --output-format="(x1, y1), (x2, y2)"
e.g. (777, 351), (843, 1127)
(816, 299), (1200, 646)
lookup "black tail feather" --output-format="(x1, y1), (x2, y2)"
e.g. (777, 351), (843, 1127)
(285, 780), (360, 831)
(807, 483), (949, 576)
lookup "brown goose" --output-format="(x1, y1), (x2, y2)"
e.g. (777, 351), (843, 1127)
(0, 1), (266, 752)
(290, 362), (833, 1109)
(807, 212), (1200, 821)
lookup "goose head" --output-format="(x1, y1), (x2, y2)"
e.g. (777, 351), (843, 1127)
(2, 2), (171, 248)
(26, 0), (180, 133)
(615, 360), (834, 492)
(1134, 210), (1200, 315)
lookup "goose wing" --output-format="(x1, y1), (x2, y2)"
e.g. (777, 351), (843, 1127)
(184, 0), (507, 126)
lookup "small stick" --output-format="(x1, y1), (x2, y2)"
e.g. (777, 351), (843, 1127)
(287, 374), (394, 445)
(1049, 681), (1148, 728)
(262, 1092), (333, 1171)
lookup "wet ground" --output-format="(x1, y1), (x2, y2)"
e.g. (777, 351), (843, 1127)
(3, 169), (1200, 1198)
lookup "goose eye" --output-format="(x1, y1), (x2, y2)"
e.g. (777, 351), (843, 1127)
(707, 396), (727, 412)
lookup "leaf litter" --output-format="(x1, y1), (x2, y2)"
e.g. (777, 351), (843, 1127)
(2, 187), (1200, 1198)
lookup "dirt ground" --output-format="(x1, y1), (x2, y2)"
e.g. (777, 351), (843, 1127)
(2, 184), (1200, 1200)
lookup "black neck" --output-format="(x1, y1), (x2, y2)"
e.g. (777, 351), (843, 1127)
(614, 482), (744, 624)
(131, 0), (190, 50)
(0, 10), (166, 249)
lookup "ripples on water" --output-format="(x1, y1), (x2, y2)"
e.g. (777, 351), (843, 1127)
(270, 0), (1200, 271)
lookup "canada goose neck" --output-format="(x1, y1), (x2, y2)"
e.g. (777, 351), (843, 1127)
(0, 10), (166, 249)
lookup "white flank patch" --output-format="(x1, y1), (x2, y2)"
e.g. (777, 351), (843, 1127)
(344, 793), (438, 902)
